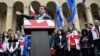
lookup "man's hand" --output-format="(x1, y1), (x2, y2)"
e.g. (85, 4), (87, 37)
(28, 47), (30, 50)
(51, 48), (54, 50)
(91, 44), (94, 48)
(60, 46), (64, 49)
(16, 11), (22, 15)
(9, 50), (14, 53)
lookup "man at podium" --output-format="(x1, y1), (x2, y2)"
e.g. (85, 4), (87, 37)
(16, 6), (51, 20)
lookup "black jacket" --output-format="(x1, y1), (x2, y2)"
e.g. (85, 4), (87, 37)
(55, 34), (66, 50)
(20, 13), (51, 20)
(80, 34), (93, 48)
(8, 39), (18, 49)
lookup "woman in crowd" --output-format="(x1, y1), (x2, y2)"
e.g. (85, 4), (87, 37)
(80, 29), (93, 56)
(66, 25), (80, 56)
(2, 31), (9, 56)
(8, 29), (13, 38)
(7, 33), (19, 56)
(0, 34), (3, 56)
(50, 29), (58, 56)
(55, 29), (66, 56)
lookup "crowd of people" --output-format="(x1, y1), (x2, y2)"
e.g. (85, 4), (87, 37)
(50, 20), (100, 56)
(0, 20), (100, 56)
(0, 5), (100, 56)
(0, 29), (31, 56)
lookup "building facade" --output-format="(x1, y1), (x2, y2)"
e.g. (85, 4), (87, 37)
(0, 0), (100, 33)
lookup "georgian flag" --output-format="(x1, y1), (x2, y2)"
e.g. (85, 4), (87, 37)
(66, 30), (80, 51)
(92, 27), (100, 40)
(29, 3), (35, 16)
(24, 3), (35, 24)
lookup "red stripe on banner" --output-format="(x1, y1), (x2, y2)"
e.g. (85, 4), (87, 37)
(24, 20), (55, 29)
(30, 20), (47, 26)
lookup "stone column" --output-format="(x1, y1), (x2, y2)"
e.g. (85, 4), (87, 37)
(21, 6), (29, 34)
(6, 7), (13, 31)
(98, 8), (100, 18)
(86, 7), (94, 24)
(60, 7), (68, 30)
(0, 17), (3, 33)
(24, 6), (29, 14)
(73, 10), (81, 31)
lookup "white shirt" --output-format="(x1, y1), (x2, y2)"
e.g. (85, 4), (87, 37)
(59, 35), (62, 45)
(38, 13), (46, 20)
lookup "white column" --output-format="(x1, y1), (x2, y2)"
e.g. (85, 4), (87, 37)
(6, 7), (13, 31)
(86, 7), (94, 24)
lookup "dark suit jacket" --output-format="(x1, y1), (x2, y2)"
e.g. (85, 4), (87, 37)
(21, 13), (52, 20)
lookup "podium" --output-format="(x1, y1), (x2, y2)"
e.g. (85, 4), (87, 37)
(24, 20), (55, 56)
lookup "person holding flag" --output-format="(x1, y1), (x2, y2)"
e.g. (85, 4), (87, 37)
(16, 3), (51, 20)
(66, 24), (80, 56)
(91, 20), (100, 56)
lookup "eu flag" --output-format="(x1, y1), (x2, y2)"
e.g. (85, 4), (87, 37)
(56, 2), (63, 28)
(66, 0), (76, 23)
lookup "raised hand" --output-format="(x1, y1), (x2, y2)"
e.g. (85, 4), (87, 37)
(16, 11), (22, 15)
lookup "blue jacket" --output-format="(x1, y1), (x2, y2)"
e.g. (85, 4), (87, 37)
(23, 35), (31, 56)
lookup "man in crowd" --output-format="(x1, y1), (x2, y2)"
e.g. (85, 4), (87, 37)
(91, 20), (100, 56)
(16, 30), (24, 56)
(24, 35), (31, 56)
(16, 6), (51, 20)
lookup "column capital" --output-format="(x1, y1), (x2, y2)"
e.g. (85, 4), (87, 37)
(24, 6), (29, 8)
(85, 7), (90, 9)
